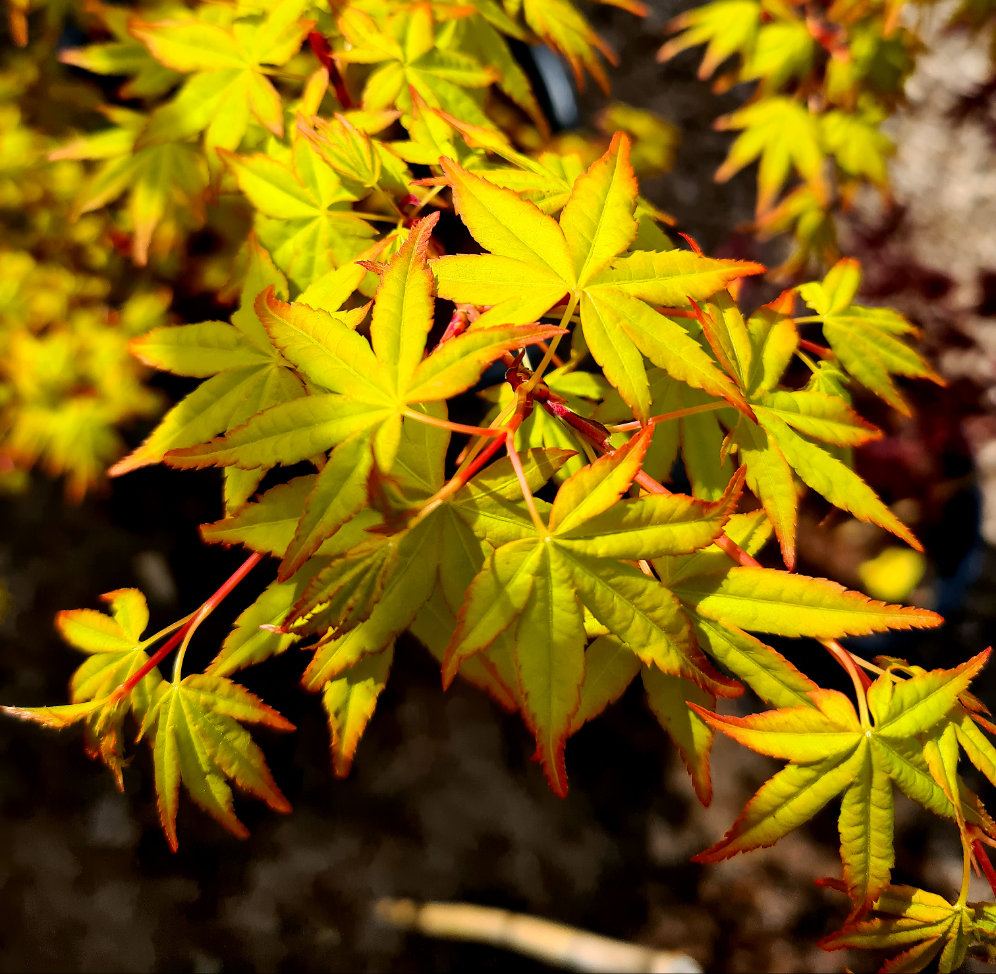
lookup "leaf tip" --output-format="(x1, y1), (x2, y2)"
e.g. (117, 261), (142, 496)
(689, 841), (733, 864)
(107, 448), (154, 478)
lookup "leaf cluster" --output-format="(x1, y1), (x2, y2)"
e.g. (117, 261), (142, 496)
(660, 0), (993, 277)
(1, 2), (989, 969)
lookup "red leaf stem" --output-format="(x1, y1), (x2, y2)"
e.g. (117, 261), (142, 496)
(307, 32), (353, 109)
(973, 838), (996, 899)
(114, 551), (264, 699)
(798, 338), (832, 358)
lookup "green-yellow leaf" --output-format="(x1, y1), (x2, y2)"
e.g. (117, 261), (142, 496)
(672, 565), (943, 639)
(148, 675), (293, 851)
(513, 543), (586, 797)
(322, 643), (393, 777)
(643, 665), (716, 804)
(569, 635), (641, 733)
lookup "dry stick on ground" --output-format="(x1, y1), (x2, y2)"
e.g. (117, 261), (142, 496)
(374, 899), (703, 973)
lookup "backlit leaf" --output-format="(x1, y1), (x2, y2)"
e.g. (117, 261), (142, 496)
(146, 674), (293, 850)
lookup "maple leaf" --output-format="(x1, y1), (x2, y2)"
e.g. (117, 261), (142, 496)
(220, 140), (378, 290)
(600, 102), (680, 177)
(693, 652), (993, 918)
(304, 451), (544, 777)
(337, 5), (497, 126)
(0, 255), (168, 499)
(165, 213), (564, 555)
(432, 135), (764, 425)
(702, 289), (918, 566)
(659, 0), (761, 79)
(202, 428), (573, 769)
(322, 642), (393, 777)
(823, 22), (913, 108)
(140, 674), (294, 850)
(386, 90), (493, 170)
(402, 101), (607, 216)
(798, 258), (945, 416)
(752, 184), (839, 280)
(646, 504), (937, 800)
(714, 97), (829, 216)
(38, 588), (165, 788)
(59, 1), (184, 99)
(132, 0), (314, 161)
(821, 884), (993, 973)
(515, 0), (646, 93)
(420, 108), (675, 234)
(49, 106), (207, 265)
(6, 396), (140, 504)
(197, 464), (399, 678)
(290, 443), (575, 682)
(865, 658), (996, 843)
(111, 236), (307, 513)
(597, 287), (917, 567)
(739, 16), (816, 92)
(300, 111), (414, 200)
(434, 7), (549, 134)
(822, 106), (893, 189)
(1, 576), (292, 855)
(443, 428), (746, 796)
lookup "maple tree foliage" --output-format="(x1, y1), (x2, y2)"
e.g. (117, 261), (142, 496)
(2, 0), (994, 968)
(660, 0), (996, 278)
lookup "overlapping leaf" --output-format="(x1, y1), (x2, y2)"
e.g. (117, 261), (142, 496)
(596, 286), (916, 567)
(59, 1), (184, 99)
(165, 215), (562, 560)
(50, 106), (207, 265)
(432, 134), (763, 424)
(291, 443), (573, 681)
(36, 588), (164, 788)
(111, 236), (306, 512)
(222, 140), (378, 290)
(693, 652), (992, 918)
(443, 428), (747, 795)
(659, 0), (760, 79)
(132, 0), (314, 163)
(821, 884), (995, 973)
(337, 5), (497, 126)
(517, 0), (643, 93)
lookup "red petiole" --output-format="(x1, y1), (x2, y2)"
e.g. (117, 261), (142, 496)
(112, 551), (264, 701)
(974, 838), (996, 899)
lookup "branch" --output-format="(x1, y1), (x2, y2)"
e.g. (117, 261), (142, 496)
(374, 899), (702, 973)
